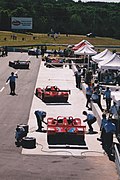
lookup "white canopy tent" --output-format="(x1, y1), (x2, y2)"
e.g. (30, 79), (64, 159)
(74, 44), (97, 56)
(72, 39), (94, 51)
(98, 53), (120, 70)
(92, 49), (113, 63)
(74, 44), (97, 67)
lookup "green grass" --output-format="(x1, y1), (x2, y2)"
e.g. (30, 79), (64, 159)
(0, 31), (120, 51)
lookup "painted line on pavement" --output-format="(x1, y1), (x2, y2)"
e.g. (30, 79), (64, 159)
(0, 87), (5, 92)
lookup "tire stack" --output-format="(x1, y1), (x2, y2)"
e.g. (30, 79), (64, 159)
(22, 137), (36, 149)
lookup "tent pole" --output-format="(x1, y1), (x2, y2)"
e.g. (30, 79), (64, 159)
(88, 55), (90, 68)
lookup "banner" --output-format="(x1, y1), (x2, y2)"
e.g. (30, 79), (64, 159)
(11, 17), (32, 30)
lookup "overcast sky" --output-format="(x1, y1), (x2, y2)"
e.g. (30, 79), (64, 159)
(74, 0), (120, 2)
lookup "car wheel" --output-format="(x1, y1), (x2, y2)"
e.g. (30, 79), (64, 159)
(42, 93), (45, 101)
(47, 135), (55, 145)
(63, 97), (68, 102)
(35, 89), (38, 97)
(22, 137), (36, 149)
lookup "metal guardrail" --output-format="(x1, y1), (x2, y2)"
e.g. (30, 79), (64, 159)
(114, 143), (120, 177)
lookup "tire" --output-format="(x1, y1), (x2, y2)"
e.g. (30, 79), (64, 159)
(63, 97), (68, 103)
(35, 89), (38, 97)
(42, 93), (45, 101)
(22, 137), (36, 149)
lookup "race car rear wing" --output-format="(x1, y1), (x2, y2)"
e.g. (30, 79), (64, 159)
(58, 90), (71, 94)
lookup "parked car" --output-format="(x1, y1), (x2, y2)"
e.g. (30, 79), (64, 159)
(28, 48), (41, 55)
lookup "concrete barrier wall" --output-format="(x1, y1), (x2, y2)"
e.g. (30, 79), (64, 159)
(72, 66), (102, 127)
(114, 144), (120, 177)
(91, 102), (102, 127)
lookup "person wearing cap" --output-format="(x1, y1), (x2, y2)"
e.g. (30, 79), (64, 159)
(83, 111), (97, 133)
(6, 72), (18, 95)
(34, 110), (47, 132)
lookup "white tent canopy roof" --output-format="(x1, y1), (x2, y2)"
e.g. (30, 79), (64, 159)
(98, 53), (120, 70)
(74, 39), (94, 48)
(92, 49), (113, 63)
(74, 44), (97, 55)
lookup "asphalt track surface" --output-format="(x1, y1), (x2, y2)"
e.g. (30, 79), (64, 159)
(0, 52), (119, 180)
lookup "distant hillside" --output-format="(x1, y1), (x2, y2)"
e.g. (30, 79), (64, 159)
(0, 0), (120, 39)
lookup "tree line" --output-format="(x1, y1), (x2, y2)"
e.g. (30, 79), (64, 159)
(0, 0), (120, 39)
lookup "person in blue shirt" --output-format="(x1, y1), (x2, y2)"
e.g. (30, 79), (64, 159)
(83, 111), (97, 133)
(34, 110), (47, 132)
(104, 87), (111, 111)
(102, 115), (116, 157)
(97, 113), (108, 142)
(85, 84), (93, 109)
(15, 126), (25, 147)
(6, 72), (18, 95)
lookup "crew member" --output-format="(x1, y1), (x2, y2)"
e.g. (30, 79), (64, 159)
(102, 116), (116, 157)
(83, 111), (97, 133)
(15, 126), (25, 147)
(97, 113), (108, 142)
(34, 110), (47, 132)
(6, 72), (18, 95)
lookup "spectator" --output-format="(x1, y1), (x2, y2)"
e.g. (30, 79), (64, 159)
(104, 87), (111, 111)
(83, 111), (97, 133)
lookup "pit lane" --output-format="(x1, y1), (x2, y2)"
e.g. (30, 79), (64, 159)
(22, 59), (105, 156)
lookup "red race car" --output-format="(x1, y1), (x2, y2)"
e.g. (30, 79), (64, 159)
(35, 86), (70, 103)
(45, 58), (64, 68)
(47, 116), (86, 145)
